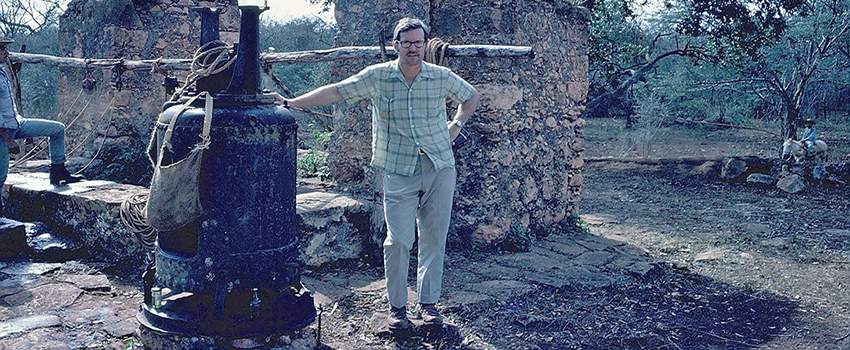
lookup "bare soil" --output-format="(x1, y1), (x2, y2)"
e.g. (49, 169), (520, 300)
(311, 118), (850, 349)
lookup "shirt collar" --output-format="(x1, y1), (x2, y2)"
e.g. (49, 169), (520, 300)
(391, 59), (434, 83)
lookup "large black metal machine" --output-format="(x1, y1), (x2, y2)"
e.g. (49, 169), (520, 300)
(137, 6), (316, 337)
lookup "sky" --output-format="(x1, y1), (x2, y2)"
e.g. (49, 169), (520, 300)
(237, 0), (335, 23)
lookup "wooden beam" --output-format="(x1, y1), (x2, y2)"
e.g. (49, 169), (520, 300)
(7, 44), (534, 72)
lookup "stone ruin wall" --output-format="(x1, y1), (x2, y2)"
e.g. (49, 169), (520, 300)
(57, 0), (240, 184)
(330, 0), (589, 244)
(53, 0), (588, 246)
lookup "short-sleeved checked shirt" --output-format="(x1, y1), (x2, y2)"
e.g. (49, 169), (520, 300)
(336, 60), (475, 176)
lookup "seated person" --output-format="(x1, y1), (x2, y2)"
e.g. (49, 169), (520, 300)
(801, 118), (817, 156)
(0, 37), (82, 215)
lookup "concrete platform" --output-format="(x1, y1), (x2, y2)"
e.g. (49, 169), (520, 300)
(1, 172), (383, 270)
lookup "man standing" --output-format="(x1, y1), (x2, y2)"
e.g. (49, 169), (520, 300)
(0, 37), (83, 214)
(272, 17), (479, 330)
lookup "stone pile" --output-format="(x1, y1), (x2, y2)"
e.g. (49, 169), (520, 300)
(719, 157), (850, 193)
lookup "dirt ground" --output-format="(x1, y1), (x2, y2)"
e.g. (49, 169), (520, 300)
(310, 118), (850, 349)
(4, 117), (849, 350)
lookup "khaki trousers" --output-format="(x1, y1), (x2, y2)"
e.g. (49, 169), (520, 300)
(383, 154), (456, 308)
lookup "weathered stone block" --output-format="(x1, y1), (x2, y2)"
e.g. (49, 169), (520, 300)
(746, 173), (776, 187)
(0, 219), (26, 259)
(777, 174), (806, 194)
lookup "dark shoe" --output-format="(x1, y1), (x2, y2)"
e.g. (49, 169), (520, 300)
(420, 303), (443, 325)
(387, 305), (411, 330)
(49, 163), (84, 186)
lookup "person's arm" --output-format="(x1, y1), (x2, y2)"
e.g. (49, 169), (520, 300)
(270, 85), (344, 108)
(448, 88), (480, 141)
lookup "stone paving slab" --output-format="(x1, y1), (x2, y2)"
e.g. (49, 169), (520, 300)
(0, 314), (61, 338)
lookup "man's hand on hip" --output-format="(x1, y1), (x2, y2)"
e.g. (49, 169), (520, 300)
(447, 120), (462, 142)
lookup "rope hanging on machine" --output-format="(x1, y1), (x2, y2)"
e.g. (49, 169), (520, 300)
(171, 40), (237, 101)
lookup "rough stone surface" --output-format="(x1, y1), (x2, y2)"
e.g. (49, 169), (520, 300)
(296, 183), (382, 267)
(0, 314), (61, 338)
(3, 173), (383, 271)
(721, 158), (748, 181)
(3, 173), (150, 268)
(57, 0), (241, 185)
(777, 174), (806, 194)
(1, 262), (62, 276)
(0, 218), (26, 258)
(329, 1), (589, 246)
(57, 274), (111, 292)
(3, 283), (83, 315)
(746, 173), (776, 186)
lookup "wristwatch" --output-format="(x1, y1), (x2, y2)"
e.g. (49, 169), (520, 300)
(283, 99), (290, 108)
(454, 119), (464, 128)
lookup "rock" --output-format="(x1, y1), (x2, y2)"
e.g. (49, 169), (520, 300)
(26, 227), (85, 262)
(296, 187), (380, 267)
(1, 262), (62, 276)
(0, 314), (61, 338)
(60, 307), (116, 328)
(694, 249), (724, 262)
(3, 283), (83, 314)
(720, 158), (748, 181)
(776, 174), (805, 194)
(57, 274), (111, 292)
(573, 251), (614, 266)
(746, 173), (776, 186)
(230, 337), (265, 349)
(471, 219), (511, 247)
(0, 327), (70, 350)
(0, 218), (26, 258)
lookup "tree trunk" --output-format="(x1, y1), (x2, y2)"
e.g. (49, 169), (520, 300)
(782, 105), (798, 139)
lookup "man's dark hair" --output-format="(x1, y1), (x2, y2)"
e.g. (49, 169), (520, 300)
(393, 17), (429, 41)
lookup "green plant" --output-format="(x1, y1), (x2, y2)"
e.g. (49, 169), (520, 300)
(570, 212), (591, 235)
(297, 149), (330, 180)
(123, 337), (143, 350)
(499, 223), (533, 252)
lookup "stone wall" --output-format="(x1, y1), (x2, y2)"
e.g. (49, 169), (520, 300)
(57, 0), (240, 184)
(329, 1), (589, 243)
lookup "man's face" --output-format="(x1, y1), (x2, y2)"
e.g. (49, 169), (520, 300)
(394, 28), (426, 68)
(0, 46), (8, 64)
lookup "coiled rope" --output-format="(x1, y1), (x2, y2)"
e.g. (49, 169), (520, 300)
(121, 193), (155, 248)
(425, 38), (449, 66)
(170, 40), (237, 101)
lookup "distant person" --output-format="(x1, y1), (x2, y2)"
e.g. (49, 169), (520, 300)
(801, 118), (817, 156)
(0, 37), (83, 215)
(270, 17), (480, 330)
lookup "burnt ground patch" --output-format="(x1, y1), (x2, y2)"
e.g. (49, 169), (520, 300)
(447, 267), (797, 350)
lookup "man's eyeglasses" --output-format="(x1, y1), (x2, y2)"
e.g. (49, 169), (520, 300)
(397, 40), (426, 48)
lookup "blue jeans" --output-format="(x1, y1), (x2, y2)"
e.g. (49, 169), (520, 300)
(0, 118), (67, 186)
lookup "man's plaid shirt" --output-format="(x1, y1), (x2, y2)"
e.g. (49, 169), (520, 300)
(336, 59), (475, 176)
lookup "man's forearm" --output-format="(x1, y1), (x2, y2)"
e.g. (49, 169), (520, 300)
(453, 89), (480, 124)
(292, 85), (343, 108)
